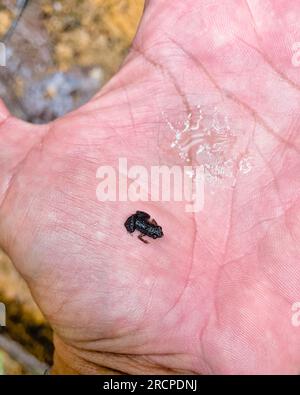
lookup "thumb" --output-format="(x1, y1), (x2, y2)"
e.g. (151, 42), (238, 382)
(0, 99), (48, 210)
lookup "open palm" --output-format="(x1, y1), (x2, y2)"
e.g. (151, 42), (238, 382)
(0, 0), (300, 374)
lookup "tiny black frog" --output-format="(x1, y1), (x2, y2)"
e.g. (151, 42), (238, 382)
(124, 211), (164, 244)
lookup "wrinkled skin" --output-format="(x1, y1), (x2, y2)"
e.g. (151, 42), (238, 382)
(0, 0), (300, 374)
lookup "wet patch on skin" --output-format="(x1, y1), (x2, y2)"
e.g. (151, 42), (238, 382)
(163, 104), (254, 187)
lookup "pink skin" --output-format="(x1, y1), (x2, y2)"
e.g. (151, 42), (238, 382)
(0, 0), (300, 374)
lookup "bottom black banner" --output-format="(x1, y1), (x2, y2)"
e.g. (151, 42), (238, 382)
(0, 375), (297, 393)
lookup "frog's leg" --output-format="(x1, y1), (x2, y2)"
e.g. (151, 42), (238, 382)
(150, 218), (158, 226)
(138, 234), (149, 244)
(124, 215), (136, 233)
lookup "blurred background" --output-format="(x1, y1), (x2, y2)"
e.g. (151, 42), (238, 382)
(0, 0), (144, 374)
